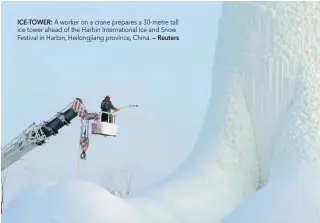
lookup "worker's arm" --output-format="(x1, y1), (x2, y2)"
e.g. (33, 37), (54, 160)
(110, 102), (120, 112)
(110, 101), (115, 110)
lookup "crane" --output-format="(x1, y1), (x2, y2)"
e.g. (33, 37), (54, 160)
(1, 98), (138, 171)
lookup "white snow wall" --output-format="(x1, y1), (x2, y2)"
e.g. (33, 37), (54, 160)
(136, 2), (320, 222)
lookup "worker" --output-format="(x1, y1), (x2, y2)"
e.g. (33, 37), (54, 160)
(101, 96), (120, 123)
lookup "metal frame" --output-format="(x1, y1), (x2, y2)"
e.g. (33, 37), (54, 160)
(95, 111), (117, 124)
(26, 123), (47, 144)
(2, 123), (47, 153)
(91, 111), (118, 137)
(1, 123), (48, 171)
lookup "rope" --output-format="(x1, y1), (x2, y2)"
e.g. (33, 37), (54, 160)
(75, 104), (138, 179)
(77, 119), (89, 179)
(76, 119), (83, 180)
(77, 142), (81, 180)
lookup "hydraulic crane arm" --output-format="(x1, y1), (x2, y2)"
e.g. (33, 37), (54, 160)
(1, 98), (84, 171)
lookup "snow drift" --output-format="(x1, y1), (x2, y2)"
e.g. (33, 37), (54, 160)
(2, 180), (142, 223)
(223, 173), (320, 223)
(3, 2), (320, 223)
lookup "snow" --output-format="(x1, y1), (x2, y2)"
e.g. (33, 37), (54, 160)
(2, 180), (143, 223)
(223, 173), (320, 223)
(3, 2), (320, 223)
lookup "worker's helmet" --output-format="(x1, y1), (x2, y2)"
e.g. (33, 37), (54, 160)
(105, 96), (110, 101)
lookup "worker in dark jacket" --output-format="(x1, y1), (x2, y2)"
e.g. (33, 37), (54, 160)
(101, 96), (119, 123)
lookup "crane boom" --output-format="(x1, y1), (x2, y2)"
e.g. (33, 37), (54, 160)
(1, 98), (138, 171)
(1, 98), (83, 171)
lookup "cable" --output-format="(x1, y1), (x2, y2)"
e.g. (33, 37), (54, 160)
(76, 119), (83, 180)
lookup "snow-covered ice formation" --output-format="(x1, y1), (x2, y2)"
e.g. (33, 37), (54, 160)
(223, 172), (320, 223)
(3, 2), (320, 223)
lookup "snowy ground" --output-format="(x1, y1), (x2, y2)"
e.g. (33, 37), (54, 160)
(3, 2), (320, 223)
(223, 173), (320, 223)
